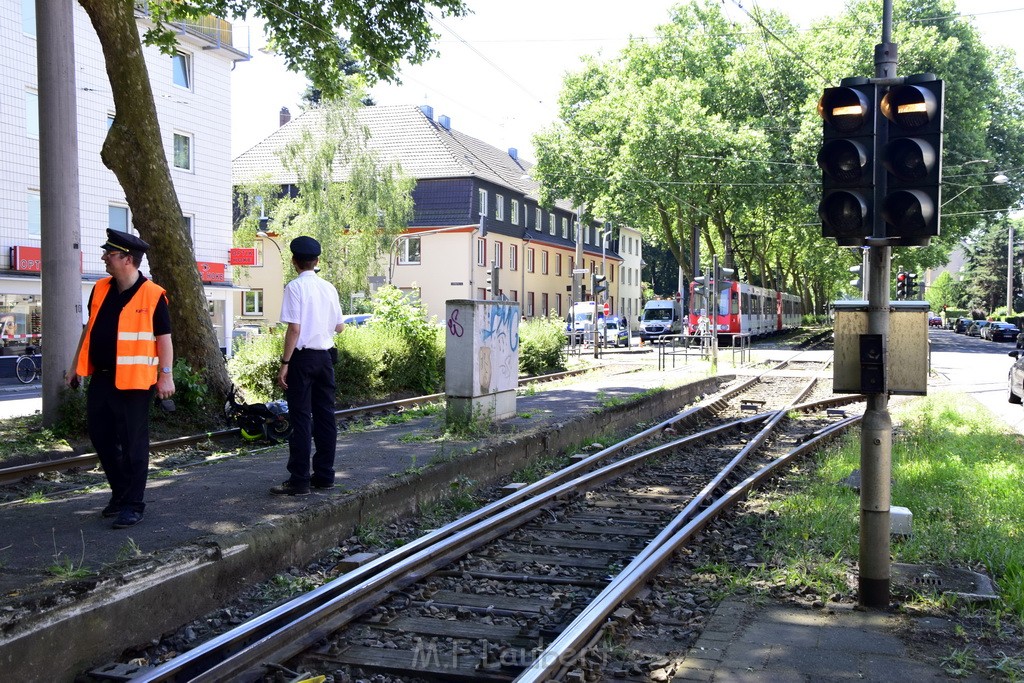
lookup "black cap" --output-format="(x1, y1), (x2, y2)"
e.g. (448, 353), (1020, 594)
(290, 236), (321, 258)
(102, 228), (150, 254)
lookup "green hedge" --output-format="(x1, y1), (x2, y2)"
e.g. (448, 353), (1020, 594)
(228, 289), (567, 403)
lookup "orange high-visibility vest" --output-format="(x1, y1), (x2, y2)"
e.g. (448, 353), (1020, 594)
(77, 277), (167, 390)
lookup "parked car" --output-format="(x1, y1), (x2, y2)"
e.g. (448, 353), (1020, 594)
(598, 316), (629, 347)
(954, 317), (975, 334)
(341, 314), (373, 327)
(985, 321), (1020, 342)
(966, 320), (990, 337)
(1008, 350), (1024, 404)
(928, 312), (942, 327)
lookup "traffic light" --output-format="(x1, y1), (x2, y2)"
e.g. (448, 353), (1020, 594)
(715, 265), (735, 285)
(905, 272), (919, 298)
(896, 271), (907, 299)
(592, 272), (608, 298)
(849, 265), (862, 289)
(486, 260), (499, 298)
(879, 76), (944, 246)
(693, 276), (708, 297)
(817, 81), (877, 246)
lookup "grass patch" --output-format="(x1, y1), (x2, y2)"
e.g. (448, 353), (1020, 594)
(751, 390), (1024, 618)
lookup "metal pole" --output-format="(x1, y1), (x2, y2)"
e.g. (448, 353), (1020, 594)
(37, 0), (82, 427)
(860, 0), (896, 609)
(1008, 222), (1014, 315)
(711, 255), (719, 370)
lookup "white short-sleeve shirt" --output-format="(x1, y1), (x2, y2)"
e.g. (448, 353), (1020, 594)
(280, 271), (344, 350)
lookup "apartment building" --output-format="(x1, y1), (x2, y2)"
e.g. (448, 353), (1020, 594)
(232, 104), (643, 326)
(1, 3), (248, 349)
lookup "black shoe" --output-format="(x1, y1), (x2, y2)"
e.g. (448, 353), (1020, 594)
(101, 503), (121, 518)
(270, 481), (310, 496)
(310, 480), (334, 490)
(112, 509), (143, 529)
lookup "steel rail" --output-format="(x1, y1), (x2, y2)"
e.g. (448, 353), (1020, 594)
(132, 358), (823, 681)
(516, 395), (861, 681)
(0, 369), (600, 484)
(134, 414), (767, 683)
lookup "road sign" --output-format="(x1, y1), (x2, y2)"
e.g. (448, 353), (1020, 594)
(603, 302), (610, 316)
(572, 268), (588, 274)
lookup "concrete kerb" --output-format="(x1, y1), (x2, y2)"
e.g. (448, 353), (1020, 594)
(1, 375), (724, 680)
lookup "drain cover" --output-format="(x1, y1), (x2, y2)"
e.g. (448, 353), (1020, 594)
(892, 563), (998, 602)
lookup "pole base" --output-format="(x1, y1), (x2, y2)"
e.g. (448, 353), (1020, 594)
(859, 576), (890, 608)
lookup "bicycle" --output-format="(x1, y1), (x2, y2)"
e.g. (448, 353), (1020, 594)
(16, 345), (41, 384)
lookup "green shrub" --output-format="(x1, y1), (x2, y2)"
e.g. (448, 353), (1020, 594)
(518, 316), (567, 376)
(227, 285), (446, 403)
(227, 328), (286, 402)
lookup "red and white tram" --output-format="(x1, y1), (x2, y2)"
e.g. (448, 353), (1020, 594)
(688, 279), (802, 337)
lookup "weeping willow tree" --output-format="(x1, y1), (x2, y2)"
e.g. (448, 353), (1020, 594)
(243, 101), (414, 302)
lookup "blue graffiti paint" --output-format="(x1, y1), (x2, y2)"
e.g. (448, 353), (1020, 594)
(481, 304), (519, 351)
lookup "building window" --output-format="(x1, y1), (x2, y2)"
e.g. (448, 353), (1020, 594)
(527, 247), (535, 273)
(561, 217), (568, 239)
(26, 91), (38, 139)
(511, 200), (519, 225)
(243, 290), (264, 316)
(173, 133), (192, 170)
(509, 244), (518, 271)
(555, 253), (562, 276)
(541, 293), (549, 317)
(21, 0), (35, 36)
(109, 205), (129, 233)
(495, 194), (504, 221)
(478, 189), (488, 217)
(28, 191), (40, 237)
(399, 236), (421, 264)
(541, 250), (549, 275)
(107, 113), (115, 129)
(609, 264), (614, 282)
(493, 241), (503, 269)
(182, 214), (194, 244)
(476, 238), (486, 266)
(556, 293), (562, 317)
(527, 292), (535, 317)
(535, 208), (542, 232)
(549, 212), (556, 236)
(172, 51), (191, 89)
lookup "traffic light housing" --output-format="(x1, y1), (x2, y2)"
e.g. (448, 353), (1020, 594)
(486, 260), (499, 298)
(896, 271), (907, 299)
(880, 77), (944, 246)
(905, 272), (919, 298)
(849, 265), (862, 290)
(693, 276), (708, 297)
(818, 81), (877, 246)
(715, 265), (735, 285)
(592, 272), (608, 299)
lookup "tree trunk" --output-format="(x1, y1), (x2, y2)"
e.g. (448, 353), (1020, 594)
(77, 0), (229, 396)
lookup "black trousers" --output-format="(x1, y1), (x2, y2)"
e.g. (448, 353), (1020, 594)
(285, 348), (337, 486)
(87, 372), (153, 513)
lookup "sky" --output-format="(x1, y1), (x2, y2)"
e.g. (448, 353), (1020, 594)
(230, 1), (1024, 160)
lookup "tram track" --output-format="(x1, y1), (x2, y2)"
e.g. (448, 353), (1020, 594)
(0, 366), (597, 491)
(113, 353), (863, 683)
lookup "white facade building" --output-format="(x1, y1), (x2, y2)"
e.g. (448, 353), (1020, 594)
(0, 3), (247, 350)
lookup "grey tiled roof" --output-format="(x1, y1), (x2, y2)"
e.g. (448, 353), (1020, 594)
(232, 104), (573, 211)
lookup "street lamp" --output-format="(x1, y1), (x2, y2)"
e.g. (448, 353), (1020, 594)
(256, 230), (282, 257)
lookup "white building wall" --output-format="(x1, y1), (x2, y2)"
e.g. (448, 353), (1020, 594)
(0, 4), (243, 346)
(618, 225), (643, 330)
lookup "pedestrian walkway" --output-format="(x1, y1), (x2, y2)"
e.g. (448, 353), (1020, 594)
(674, 597), (986, 682)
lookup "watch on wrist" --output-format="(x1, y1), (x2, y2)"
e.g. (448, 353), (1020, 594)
(160, 367), (172, 374)
(280, 358), (290, 365)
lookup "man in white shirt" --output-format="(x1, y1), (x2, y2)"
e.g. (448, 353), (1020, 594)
(271, 236), (346, 496)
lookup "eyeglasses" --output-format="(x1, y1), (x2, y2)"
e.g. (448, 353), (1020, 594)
(102, 250), (127, 260)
